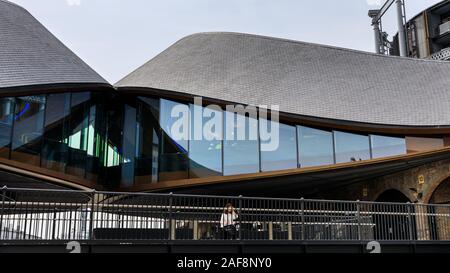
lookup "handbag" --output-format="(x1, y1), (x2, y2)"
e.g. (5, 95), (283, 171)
(223, 224), (236, 234)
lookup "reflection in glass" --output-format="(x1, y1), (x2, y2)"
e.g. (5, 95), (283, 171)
(11, 95), (46, 166)
(189, 104), (223, 178)
(0, 98), (15, 158)
(370, 135), (406, 158)
(103, 99), (125, 188)
(66, 92), (90, 177)
(121, 104), (137, 187)
(406, 136), (444, 153)
(135, 97), (160, 185)
(298, 126), (334, 167)
(224, 112), (259, 175)
(334, 131), (371, 163)
(261, 121), (297, 171)
(159, 99), (189, 181)
(0, 91), (439, 189)
(41, 93), (71, 172)
(85, 104), (100, 182)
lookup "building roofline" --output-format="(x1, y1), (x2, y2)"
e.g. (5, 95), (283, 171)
(115, 31), (450, 86)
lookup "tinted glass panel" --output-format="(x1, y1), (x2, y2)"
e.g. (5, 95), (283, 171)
(66, 92), (91, 177)
(334, 131), (371, 163)
(102, 98), (124, 188)
(223, 112), (259, 175)
(261, 121), (297, 171)
(11, 95), (46, 166)
(159, 99), (189, 181)
(298, 126), (334, 167)
(135, 97), (159, 185)
(406, 137), (444, 153)
(160, 99), (189, 151)
(370, 135), (406, 158)
(85, 104), (100, 182)
(121, 104), (137, 187)
(189, 104), (223, 178)
(41, 93), (71, 172)
(0, 98), (14, 158)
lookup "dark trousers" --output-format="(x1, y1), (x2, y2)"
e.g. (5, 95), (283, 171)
(222, 225), (236, 240)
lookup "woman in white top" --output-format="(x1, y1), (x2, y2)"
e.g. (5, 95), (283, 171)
(220, 203), (239, 239)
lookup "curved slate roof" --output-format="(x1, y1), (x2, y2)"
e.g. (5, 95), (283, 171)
(116, 32), (450, 127)
(0, 0), (108, 90)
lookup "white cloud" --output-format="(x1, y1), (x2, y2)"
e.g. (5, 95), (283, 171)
(366, 0), (384, 6)
(66, 0), (81, 6)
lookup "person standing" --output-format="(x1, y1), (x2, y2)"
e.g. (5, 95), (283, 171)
(220, 203), (239, 239)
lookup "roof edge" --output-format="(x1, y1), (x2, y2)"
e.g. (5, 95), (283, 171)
(116, 31), (450, 85)
(115, 86), (450, 132)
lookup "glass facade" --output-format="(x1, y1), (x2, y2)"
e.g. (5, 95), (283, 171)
(135, 97), (159, 185)
(0, 92), (419, 190)
(41, 93), (70, 172)
(298, 126), (334, 168)
(223, 112), (259, 175)
(189, 104), (223, 178)
(261, 121), (297, 171)
(66, 92), (91, 177)
(159, 99), (189, 181)
(0, 98), (15, 159)
(334, 131), (371, 163)
(370, 135), (407, 158)
(406, 136), (444, 153)
(11, 96), (46, 166)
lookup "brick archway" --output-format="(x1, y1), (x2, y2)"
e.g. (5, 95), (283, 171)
(425, 176), (450, 204)
(375, 189), (412, 202)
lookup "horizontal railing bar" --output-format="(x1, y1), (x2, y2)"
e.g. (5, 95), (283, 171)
(2, 187), (450, 243)
(2, 202), (450, 217)
(3, 187), (450, 208)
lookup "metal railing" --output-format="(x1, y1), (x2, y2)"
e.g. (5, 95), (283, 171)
(0, 187), (449, 242)
(429, 47), (450, 61)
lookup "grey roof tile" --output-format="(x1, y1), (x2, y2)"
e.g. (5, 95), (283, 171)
(116, 32), (450, 127)
(0, 0), (108, 90)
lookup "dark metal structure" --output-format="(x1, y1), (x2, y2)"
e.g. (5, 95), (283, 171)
(1, 187), (449, 244)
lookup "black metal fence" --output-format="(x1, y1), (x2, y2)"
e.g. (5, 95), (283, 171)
(1, 187), (449, 242)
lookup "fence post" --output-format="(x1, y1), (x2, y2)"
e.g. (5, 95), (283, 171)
(300, 198), (305, 241)
(288, 222), (293, 241)
(406, 202), (414, 241)
(168, 192), (173, 240)
(89, 190), (96, 240)
(356, 200), (362, 241)
(238, 195), (242, 241)
(0, 186), (6, 240)
(23, 196), (28, 240)
(52, 210), (57, 240)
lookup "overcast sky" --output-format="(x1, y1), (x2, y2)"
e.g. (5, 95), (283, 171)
(9, 0), (443, 83)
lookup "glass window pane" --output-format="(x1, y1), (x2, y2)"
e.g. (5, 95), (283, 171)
(160, 99), (188, 151)
(71, 92), (90, 108)
(85, 104), (99, 182)
(121, 104), (137, 187)
(159, 99), (189, 181)
(370, 135), (406, 158)
(11, 95), (46, 166)
(135, 97), (160, 185)
(66, 92), (91, 177)
(298, 126), (334, 168)
(224, 112), (259, 175)
(0, 98), (15, 159)
(406, 136), (444, 153)
(41, 93), (71, 172)
(102, 99), (124, 188)
(334, 131), (371, 163)
(261, 121), (297, 171)
(189, 104), (223, 178)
